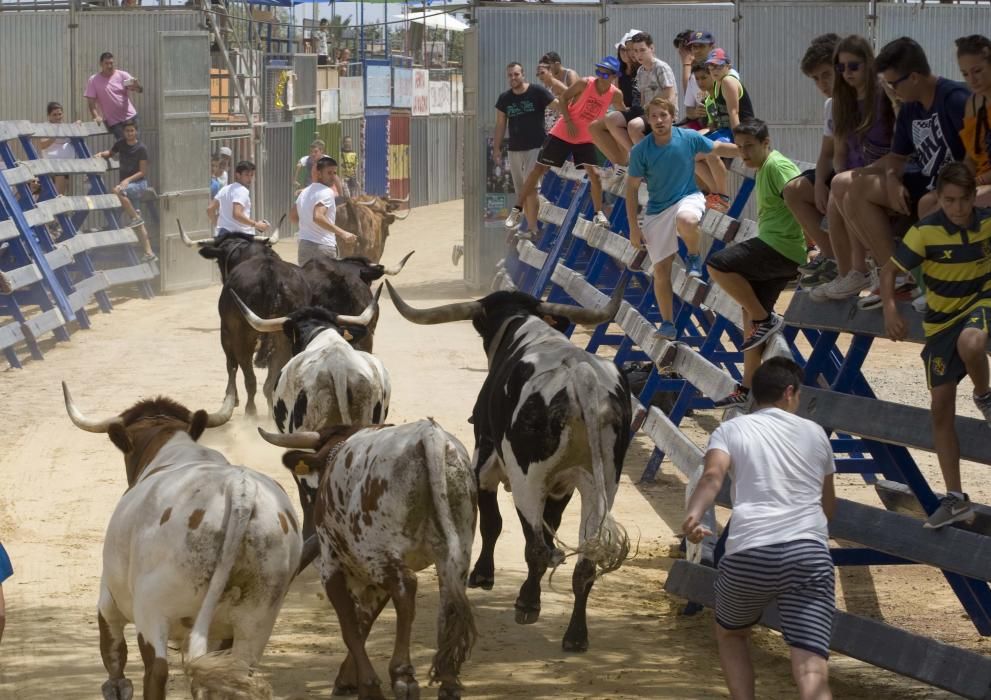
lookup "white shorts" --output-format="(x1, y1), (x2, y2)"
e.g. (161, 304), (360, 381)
(641, 192), (706, 264)
(509, 148), (540, 197)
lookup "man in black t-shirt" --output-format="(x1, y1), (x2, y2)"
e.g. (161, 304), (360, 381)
(97, 121), (156, 263)
(494, 62), (554, 230)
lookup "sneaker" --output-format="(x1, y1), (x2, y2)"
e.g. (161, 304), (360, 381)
(593, 210), (610, 227)
(713, 385), (750, 408)
(857, 277), (916, 311)
(704, 193), (730, 213)
(974, 391), (991, 427)
(657, 320), (677, 340)
(799, 257), (838, 287)
(912, 293), (927, 314)
(504, 206), (523, 230)
(924, 492), (975, 529)
(685, 254), (703, 278)
(823, 270), (871, 300)
(798, 254), (829, 275)
(141, 253), (158, 264)
(740, 313), (784, 351)
(129, 217), (145, 228)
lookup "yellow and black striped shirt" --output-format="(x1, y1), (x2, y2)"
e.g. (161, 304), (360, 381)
(892, 208), (991, 337)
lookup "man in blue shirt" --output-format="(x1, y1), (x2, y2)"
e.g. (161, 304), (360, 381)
(0, 542), (11, 643)
(626, 97), (739, 338)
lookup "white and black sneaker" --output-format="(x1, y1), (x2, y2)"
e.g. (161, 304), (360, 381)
(504, 206), (523, 230)
(740, 313), (784, 352)
(924, 492), (975, 529)
(713, 384), (750, 408)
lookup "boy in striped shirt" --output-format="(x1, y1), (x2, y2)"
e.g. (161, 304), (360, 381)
(882, 161), (991, 528)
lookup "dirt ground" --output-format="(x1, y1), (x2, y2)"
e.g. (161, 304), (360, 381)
(1, 199), (989, 699)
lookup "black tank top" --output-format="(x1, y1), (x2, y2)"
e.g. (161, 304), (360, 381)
(714, 76), (755, 129)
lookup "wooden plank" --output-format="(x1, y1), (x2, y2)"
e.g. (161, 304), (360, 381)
(23, 158), (108, 177)
(0, 122), (19, 143)
(0, 220), (18, 243)
(699, 209), (758, 245)
(67, 272), (110, 311)
(2, 166), (34, 186)
(665, 560), (991, 700)
(102, 263), (157, 286)
(550, 265), (611, 311)
(550, 162), (586, 182)
(22, 121), (105, 138)
(516, 240), (548, 270)
(875, 480), (991, 536)
(670, 342), (738, 400)
(638, 401), (704, 479)
(679, 276), (744, 329)
(785, 291), (926, 343)
(0, 320), (25, 350)
(614, 301), (672, 364)
(3, 263), (42, 292)
(538, 201), (567, 226)
(43, 246), (74, 272)
(23, 307), (68, 339)
(799, 387), (991, 465)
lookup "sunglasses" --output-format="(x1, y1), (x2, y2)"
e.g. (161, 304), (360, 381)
(595, 69), (616, 79)
(835, 61), (862, 73)
(885, 72), (913, 90)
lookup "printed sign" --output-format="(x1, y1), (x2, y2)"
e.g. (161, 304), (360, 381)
(429, 80), (451, 115)
(393, 67), (413, 109)
(412, 69), (430, 117)
(365, 64), (392, 109)
(318, 88), (339, 124)
(340, 76), (364, 118)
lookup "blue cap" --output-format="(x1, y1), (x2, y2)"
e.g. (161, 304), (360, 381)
(688, 31), (714, 45)
(595, 56), (621, 74)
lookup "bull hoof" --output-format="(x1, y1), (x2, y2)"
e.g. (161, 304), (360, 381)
(468, 569), (494, 590)
(562, 635), (589, 653)
(332, 685), (358, 696)
(438, 686), (462, 700)
(357, 682), (386, 700)
(245, 402), (257, 417)
(102, 678), (134, 700)
(549, 547), (566, 567)
(514, 603), (540, 625)
(391, 678), (419, 700)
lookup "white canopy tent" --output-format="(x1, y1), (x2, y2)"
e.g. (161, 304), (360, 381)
(391, 10), (468, 32)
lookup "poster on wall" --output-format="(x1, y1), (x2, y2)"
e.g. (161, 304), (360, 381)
(340, 76), (364, 118)
(366, 64), (392, 108)
(429, 80), (451, 115)
(484, 136), (514, 223)
(393, 68), (413, 109)
(412, 69), (430, 116)
(452, 74), (464, 115)
(318, 88), (339, 125)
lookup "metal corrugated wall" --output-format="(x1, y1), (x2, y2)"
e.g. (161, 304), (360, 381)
(607, 4), (734, 74)
(293, 113), (318, 168)
(364, 112), (390, 197)
(317, 122), (343, 162)
(410, 117), (430, 209)
(0, 13), (70, 122)
(455, 115), (465, 200)
(261, 124), (294, 230)
(342, 117), (363, 193)
(877, 4), (990, 80)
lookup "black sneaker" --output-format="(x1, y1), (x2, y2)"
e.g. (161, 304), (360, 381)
(713, 385), (750, 408)
(924, 493), (975, 529)
(740, 313), (784, 352)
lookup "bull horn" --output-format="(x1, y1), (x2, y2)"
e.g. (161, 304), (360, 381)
(536, 275), (628, 326)
(257, 426), (322, 449)
(230, 291), (288, 333)
(336, 284), (381, 327)
(385, 280), (481, 325)
(253, 214), (285, 245)
(387, 196), (412, 220)
(62, 381), (121, 433)
(177, 219), (210, 247)
(204, 386), (236, 428)
(382, 250), (415, 276)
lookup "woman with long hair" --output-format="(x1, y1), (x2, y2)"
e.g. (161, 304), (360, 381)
(956, 34), (991, 208)
(36, 102), (74, 195)
(812, 35), (896, 302)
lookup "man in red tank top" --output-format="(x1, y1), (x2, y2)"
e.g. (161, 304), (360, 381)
(512, 56), (627, 235)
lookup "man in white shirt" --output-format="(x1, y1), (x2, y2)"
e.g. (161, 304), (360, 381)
(207, 160), (269, 236)
(292, 156), (357, 265)
(625, 32), (676, 147)
(684, 357), (837, 700)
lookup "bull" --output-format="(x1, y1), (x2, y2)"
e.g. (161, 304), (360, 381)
(178, 219), (279, 284)
(385, 279), (632, 653)
(335, 196), (408, 262)
(301, 250), (414, 352)
(62, 383), (302, 700)
(260, 419), (476, 700)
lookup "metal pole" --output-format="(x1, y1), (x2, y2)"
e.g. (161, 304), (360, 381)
(69, 0), (78, 121)
(732, 0), (742, 73)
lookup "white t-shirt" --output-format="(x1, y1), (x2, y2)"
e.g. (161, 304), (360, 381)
(707, 407), (835, 557)
(636, 57), (676, 105)
(44, 138), (74, 160)
(823, 97), (834, 138)
(214, 182), (253, 234)
(296, 182), (337, 251)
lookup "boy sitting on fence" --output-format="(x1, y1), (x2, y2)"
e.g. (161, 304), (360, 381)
(707, 119), (805, 407)
(881, 161), (991, 529)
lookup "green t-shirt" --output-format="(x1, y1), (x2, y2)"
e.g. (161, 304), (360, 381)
(755, 150), (805, 264)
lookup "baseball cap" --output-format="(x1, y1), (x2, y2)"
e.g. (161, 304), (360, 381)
(594, 56), (621, 74)
(706, 48), (731, 66)
(616, 28), (645, 50)
(218, 146), (232, 157)
(688, 31), (715, 46)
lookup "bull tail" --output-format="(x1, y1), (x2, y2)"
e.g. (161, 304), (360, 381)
(253, 334), (272, 368)
(423, 421), (477, 687)
(572, 363), (630, 577)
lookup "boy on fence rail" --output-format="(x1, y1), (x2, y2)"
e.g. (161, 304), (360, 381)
(881, 161), (991, 529)
(684, 357), (837, 700)
(626, 97), (739, 339)
(707, 119), (805, 407)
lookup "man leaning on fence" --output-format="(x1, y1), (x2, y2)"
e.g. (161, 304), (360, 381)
(85, 51), (142, 141)
(684, 356), (837, 700)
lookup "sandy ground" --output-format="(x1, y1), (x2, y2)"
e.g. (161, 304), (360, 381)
(0, 199), (989, 698)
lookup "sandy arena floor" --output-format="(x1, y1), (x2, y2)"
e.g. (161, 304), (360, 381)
(1, 199), (989, 698)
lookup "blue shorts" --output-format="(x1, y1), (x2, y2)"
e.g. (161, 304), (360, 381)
(707, 128), (734, 143)
(0, 543), (12, 584)
(122, 179), (148, 210)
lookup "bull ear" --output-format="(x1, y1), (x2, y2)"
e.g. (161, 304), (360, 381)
(358, 265), (386, 283)
(188, 410), (209, 441)
(384, 214), (396, 226)
(108, 423), (133, 453)
(198, 247), (223, 260)
(281, 450), (328, 478)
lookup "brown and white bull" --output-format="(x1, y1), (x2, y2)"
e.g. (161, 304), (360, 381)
(259, 419), (476, 700)
(335, 196), (408, 262)
(63, 383), (302, 700)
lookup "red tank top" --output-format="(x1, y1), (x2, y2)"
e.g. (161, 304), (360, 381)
(549, 77), (620, 145)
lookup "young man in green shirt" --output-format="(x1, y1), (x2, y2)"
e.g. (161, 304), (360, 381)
(707, 119), (805, 407)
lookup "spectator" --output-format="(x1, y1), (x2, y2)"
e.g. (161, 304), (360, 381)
(843, 37), (969, 308)
(337, 48), (352, 78)
(36, 101), (75, 195)
(0, 541), (11, 644)
(313, 18), (330, 66)
(339, 135), (359, 197)
(705, 48), (755, 142)
(689, 59), (732, 203)
(956, 35), (991, 208)
(84, 52), (143, 140)
(587, 30), (644, 181)
(217, 146), (232, 186)
(625, 32), (677, 149)
(881, 162), (991, 529)
(707, 119), (804, 407)
(210, 155), (223, 198)
(679, 30), (720, 125)
(683, 356), (836, 700)
(783, 34), (841, 288)
(812, 35), (897, 302)
(626, 97), (740, 338)
(208, 160), (268, 236)
(291, 156), (357, 265)
(537, 51), (579, 96)
(96, 121), (156, 263)
(513, 56), (625, 234)
(295, 139), (326, 189)
(496, 62), (554, 231)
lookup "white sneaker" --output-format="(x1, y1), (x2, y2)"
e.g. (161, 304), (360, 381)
(824, 270), (871, 300)
(912, 293), (927, 313)
(593, 210), (610, 227)
(504, 207), (522, 230)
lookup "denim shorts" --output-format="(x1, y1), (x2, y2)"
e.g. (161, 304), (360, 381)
(122, 179), (148, 209)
